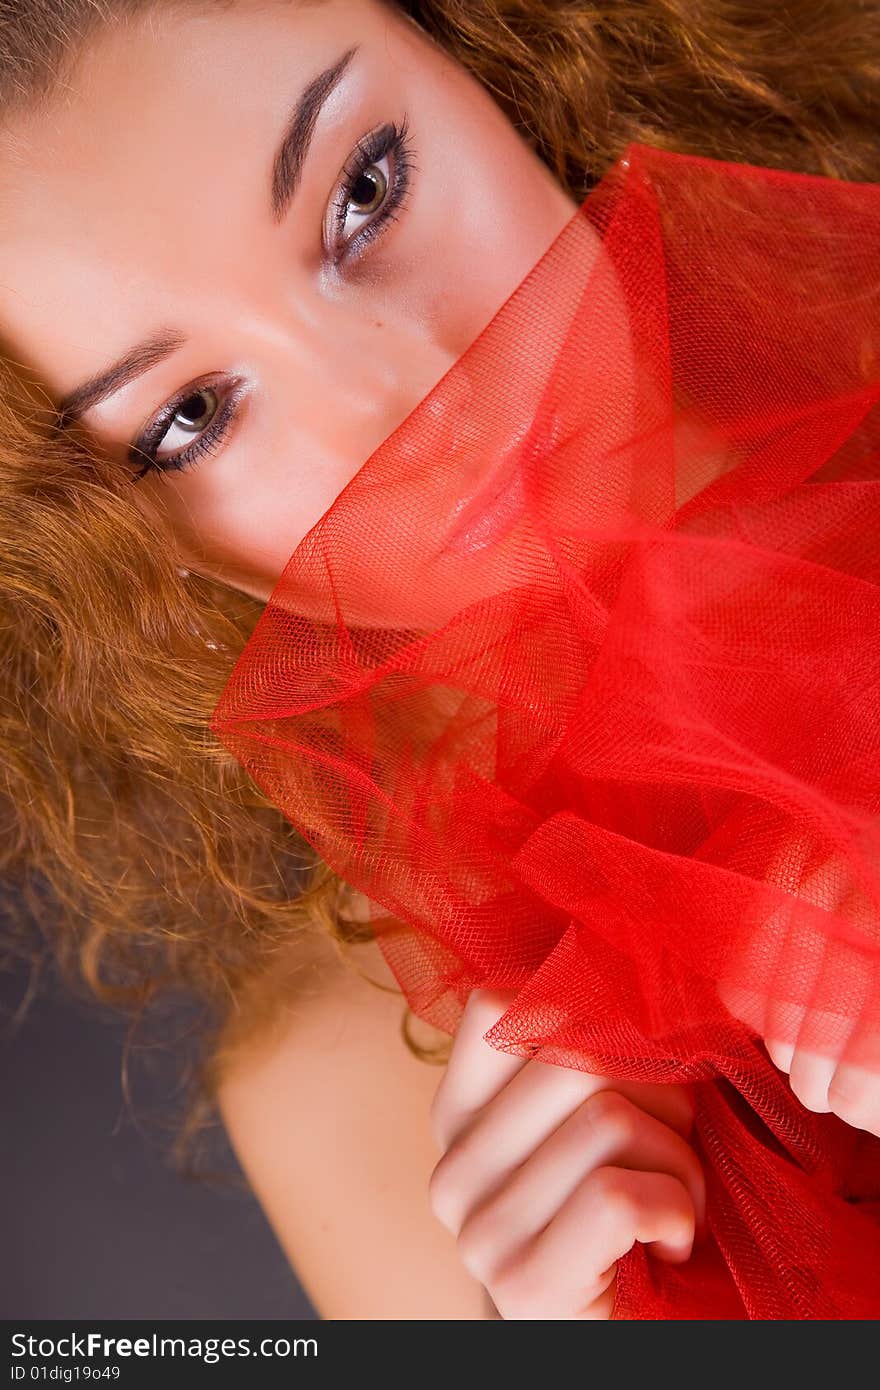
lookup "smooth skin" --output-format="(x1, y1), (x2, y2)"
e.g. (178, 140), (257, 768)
(218, 928), (703, 1320)
(0, 0), (578, 602)
(1, 0), (876, 1320)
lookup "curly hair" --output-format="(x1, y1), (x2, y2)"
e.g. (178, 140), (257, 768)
(2, 0), (879, 1157)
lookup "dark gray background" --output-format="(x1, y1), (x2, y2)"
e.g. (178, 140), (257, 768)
(0, 955), (317, 1320)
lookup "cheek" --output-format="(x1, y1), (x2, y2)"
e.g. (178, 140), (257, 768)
(413, 118), (577, 352)
(141, 450), (357, 593)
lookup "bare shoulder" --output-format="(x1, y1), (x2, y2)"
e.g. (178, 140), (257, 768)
(216, 928), (489, 1320)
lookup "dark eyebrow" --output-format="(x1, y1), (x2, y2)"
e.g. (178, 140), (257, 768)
(271, 43), (359, 223)
(57, 329), (187, 425)
(57, 47), (358, 426)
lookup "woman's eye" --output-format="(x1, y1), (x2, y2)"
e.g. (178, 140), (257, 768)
(329, 119), (415, 263)
(129, 380), (244, 480)
(154, 386), (219, 460)
(339, 155), (390, 242)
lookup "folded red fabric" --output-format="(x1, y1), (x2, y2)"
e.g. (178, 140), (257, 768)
(211, 142), (880, 1318)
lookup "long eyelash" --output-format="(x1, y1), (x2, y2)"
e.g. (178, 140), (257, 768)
(130, 123), (416, 479)
(332, 116), (417, 263)
(130, 386), (241, 481)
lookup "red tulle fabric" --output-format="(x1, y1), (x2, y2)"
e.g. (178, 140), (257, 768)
(210, 143), (880, 1318)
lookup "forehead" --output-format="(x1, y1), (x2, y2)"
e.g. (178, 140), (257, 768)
(0, 0), (385, 391)
(1, 1), (348, 226)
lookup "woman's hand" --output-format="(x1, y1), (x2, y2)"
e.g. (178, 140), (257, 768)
(428, 989), (705, 1320)
(718, 834), (880, 1139)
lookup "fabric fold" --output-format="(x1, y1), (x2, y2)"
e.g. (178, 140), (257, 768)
(211, 141), (880, 1317)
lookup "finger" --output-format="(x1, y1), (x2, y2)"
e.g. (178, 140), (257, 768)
(454, 1091), (705, 1284)
(619, 1078), (695, 1140)
(828, 1061), (880, 1137)
(720, 905), (801, 1068)
(786, 1046), (835, 1112)
(765, 1001), (855, 1104)
(719, 980), (801, 1076)
(492, 1167), (695, 1319)
(719, 981), (767, 1039)
(725, 830), (820, 1060)
(764, 1034), (796, 1074)
(435, 990), (694, 1155)
(431, 1054), (699, 1240)
(765, 973), (861, 1087)
(430, 988), (528, 1149)
(576, 1274), (618, 1320)
(786, 960), (877, 1118)
(766, 976), (866, 1116)
(764, 844), (857, 1056)
(431, 1054), (609, 1232)
(771, 943), (870, 1114)
(760, 907), (810, 1068)
(754, 832), (815, 1056)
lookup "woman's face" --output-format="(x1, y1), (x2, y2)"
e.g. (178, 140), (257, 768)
(0, 0), (578, 602)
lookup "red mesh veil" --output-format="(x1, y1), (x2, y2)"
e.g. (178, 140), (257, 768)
(210, 143), (880, 1319)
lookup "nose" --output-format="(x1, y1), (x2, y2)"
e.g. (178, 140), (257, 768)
(331, 305), (464, 420)
(261, 289), (467, 467)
